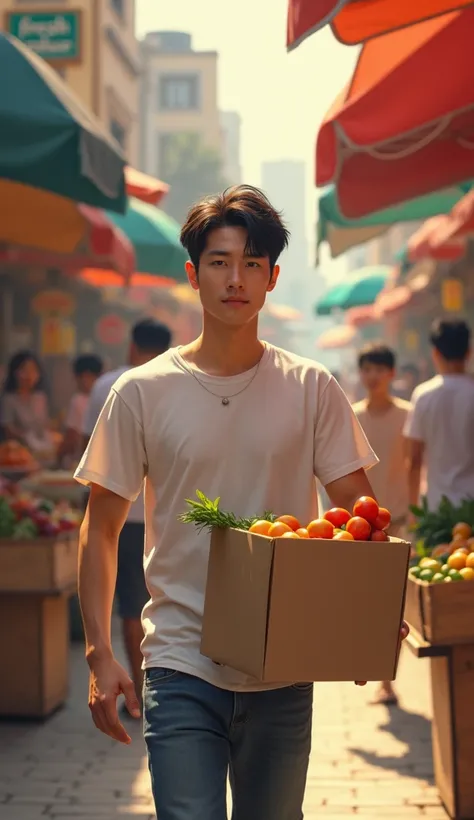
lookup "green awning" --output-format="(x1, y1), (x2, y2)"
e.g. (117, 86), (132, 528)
(317, 183), (473, 258)
(106, 198), (188, 281)
(0, 33), (126, 212)
(315, 266), (391, 316)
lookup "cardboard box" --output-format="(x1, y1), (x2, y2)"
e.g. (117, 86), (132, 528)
(404, 574), (474, 645)
(0, 533), (78, 593)
(201, 528), (411, 683)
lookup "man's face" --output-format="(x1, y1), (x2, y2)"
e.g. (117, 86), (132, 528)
(359, 362), (394, 395)
(186, 226), (279, 327)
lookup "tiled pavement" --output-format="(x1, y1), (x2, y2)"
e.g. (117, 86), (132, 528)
(0, 638), (448, 820)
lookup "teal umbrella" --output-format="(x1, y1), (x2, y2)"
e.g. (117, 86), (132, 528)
(317, 183), (473, 258)
(0, 34), (126, 212)
(106, 198), (188, 281)
(315, 266), (391, 316)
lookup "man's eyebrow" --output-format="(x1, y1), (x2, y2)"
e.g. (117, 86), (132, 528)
(205, 249), (231, 256)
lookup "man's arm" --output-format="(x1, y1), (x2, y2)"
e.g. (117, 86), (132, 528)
(325, 467), (377, 512)
(79, 484), (140, 744)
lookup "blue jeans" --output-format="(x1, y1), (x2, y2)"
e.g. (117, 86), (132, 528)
(143, 668), (313, 820)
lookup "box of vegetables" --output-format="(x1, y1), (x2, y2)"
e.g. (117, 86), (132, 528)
(180, 492), (411, 683)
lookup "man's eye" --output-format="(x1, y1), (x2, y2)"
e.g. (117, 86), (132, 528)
(210, 260), (225, 266)
(247, 261), (260, 268)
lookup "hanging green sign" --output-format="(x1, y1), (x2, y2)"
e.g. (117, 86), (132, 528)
(6, 11), (82, 63)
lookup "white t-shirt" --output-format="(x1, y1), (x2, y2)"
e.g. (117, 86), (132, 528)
(83, 366), (144, 524)
(75, 344), (377, 691)
(404, 374), (474, 510)
(353, 397), (411, 523)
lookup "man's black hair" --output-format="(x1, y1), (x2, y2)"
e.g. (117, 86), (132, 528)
(358, 342), (396, 370)
(73, 354), (103, 377)
(429, 318), (471, 361)
(180, 185), (290, 271)
(132, 318), (172, 353)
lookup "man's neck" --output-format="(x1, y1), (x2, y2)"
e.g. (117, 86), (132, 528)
(181, 315), (264, 376)
(437, 360), (466, 375)
(366, 393), (394, 413)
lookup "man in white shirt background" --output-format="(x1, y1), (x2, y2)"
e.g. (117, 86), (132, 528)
(405, 318), (474, 512)
(82, 318), (172, 711)
(57, 354), (103, 467)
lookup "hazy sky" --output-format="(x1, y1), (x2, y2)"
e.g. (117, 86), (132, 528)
(136, 0), (358, 253)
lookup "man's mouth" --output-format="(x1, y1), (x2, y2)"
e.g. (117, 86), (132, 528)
(222, 298), (249, 304)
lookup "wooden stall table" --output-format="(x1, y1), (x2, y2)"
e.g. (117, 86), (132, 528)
(0, 533), (78, 719)
(406, 628), (474, 819)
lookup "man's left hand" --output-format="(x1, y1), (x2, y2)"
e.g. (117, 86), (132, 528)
(355, 621), (410, 687)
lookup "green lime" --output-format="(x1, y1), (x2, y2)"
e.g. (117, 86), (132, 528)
(409, 566), (421, 579)
(432, 573), (445, 584)
(419, 568), (435, 582)
(444, 576), (453, 583)
(448, 569), (464, 582)
(441, 564), (450, 575)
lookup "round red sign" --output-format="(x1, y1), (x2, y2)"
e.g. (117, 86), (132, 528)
(95, 314), (127, 346)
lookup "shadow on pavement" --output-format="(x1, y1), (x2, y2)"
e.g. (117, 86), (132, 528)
(348, 704), (435, 784)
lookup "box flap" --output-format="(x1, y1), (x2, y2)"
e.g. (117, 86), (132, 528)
(201, 528), (275, 678)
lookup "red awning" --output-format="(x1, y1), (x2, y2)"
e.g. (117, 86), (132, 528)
(287, 0), (474, 49)
(80, 269), (176, 289)
(316, 9), (474, 218)
(407, 216), (466, 262)
(125, 167), (169, 206)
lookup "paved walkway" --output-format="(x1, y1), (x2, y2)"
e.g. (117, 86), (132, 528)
(0, 639), (448, 820)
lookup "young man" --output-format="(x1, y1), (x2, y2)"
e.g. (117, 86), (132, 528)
(57, 354), (103, 467)
(82, 318), (172, 709)
(405, 318), (474, 512)
(353, 343), (412, 707)
(75, 185), (408, 820)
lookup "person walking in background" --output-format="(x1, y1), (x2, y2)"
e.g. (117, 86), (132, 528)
(0, 351), (54, 457)
(405, 319), (474, 513)
(82, 318), (172, 712)
(353, 342), (412, 707)
(57, 354), (103, 468)
(74, 185), (408, 820)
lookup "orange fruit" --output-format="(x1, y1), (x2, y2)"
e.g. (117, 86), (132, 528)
(346, 516), (372, 541)
(276, 515), (301, 532)
(307, 518), (335, 539)
(467, 537), (474, 551)
(332, 530), (354, 541)
(249, 519), (272, 536)
(466, 552), (474, 569)
(296, 528), (310, 538)
(447, 552), (467, 571)
(459, 567), (474, 581)
(453, 522), (472, 539)
(452, 546), (469, 555)
(268, 521), (292, 538)
(281, 531), (300, 539)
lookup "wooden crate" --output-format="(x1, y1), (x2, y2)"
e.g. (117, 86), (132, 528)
(405, 575), (474, 645)
(0, 533), (78, 593)
(0, 593), (70, 717)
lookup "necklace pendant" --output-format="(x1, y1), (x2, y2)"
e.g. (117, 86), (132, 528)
(222, 397), (230, 406)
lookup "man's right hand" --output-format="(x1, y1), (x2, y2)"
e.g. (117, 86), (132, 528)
(87, 654), (141, 744)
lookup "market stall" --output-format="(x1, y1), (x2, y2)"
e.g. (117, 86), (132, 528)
(404, 505), (474, 819)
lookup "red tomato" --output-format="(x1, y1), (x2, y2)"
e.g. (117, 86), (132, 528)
(353, 496), (379, 525)
(324, 507), (351, 529)
(307, 518), (335, 539)
(373, 507), (391, 531)
(371, 529), (389, 542)
(346, 516), (372, 541)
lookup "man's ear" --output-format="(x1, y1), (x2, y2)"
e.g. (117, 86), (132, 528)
(267, 264), (280, 293)
(186, 260), (199, 291)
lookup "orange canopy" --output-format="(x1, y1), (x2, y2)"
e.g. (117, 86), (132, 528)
(316, 8), (474, 217)
(125, 167), (169, 206)
(80, 269), (176, 289)
(287, 0), (474, 49)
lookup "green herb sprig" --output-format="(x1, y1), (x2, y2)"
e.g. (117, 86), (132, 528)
(178, 490), (276, 533)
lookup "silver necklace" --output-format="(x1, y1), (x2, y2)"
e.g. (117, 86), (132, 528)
(180, 352), (264, 406)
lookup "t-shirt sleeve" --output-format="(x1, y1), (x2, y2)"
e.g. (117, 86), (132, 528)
(403, 393), (424, 441)
(74, 388), (146, 502)
(314, 376), (379, 486)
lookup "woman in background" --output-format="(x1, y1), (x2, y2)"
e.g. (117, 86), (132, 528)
(0, 351), (53, 456)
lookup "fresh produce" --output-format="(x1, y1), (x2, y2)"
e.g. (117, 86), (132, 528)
(0, 440), (38, 471)
(409, 520), (474, 583)
(0, 486), (81, 540)
(410, 496), (474, 550)
(179, 492), (397, 542)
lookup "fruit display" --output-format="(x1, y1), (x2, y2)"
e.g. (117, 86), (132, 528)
(410, 495), (474, 549)
(0, 483), (81, 540)
(0, 440), (38, 472)
(180, 491), (396, 542)
(409, 521), (474, 584)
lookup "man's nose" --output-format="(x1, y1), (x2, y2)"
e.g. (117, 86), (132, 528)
(227, 264), (244, 287)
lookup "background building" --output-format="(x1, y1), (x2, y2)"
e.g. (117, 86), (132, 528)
(0, 0), (140, 165)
